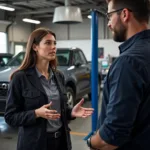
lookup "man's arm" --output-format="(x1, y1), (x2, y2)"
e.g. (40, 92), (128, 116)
(88, 56), (147, 150)
(90, 130), (118, 150)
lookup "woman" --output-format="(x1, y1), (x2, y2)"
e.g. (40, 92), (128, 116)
(4, 28), (94, 150)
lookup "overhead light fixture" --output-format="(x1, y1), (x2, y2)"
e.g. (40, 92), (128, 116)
(53, 6), (82, 24)
(87, 15), (92, 19)
(53, 0), (82, 24)
(0, 5), (15, 11)
(22, 18), (41, 24)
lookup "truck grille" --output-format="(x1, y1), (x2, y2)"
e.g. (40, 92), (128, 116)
(0, 89), (8, 96)
(0, 100), (6, 113)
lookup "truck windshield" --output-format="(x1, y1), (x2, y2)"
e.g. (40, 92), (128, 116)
(56, 49), (70, 66)
(0, 55), (13, 67)
(6, 52), (25, 66)
(6, 49), (70, 66)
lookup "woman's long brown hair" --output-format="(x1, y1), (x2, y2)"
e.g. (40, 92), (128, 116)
(10, 27), (57, 80)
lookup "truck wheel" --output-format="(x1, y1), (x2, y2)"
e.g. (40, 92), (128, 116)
(66, 86), (75, 109)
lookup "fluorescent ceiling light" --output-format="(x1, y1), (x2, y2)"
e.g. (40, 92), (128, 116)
(22, 18), (41, 24)
(0, 5), (15, 11)
(87, 15), (92, 19)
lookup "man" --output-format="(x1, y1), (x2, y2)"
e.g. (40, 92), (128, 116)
(86, 0), (150, 150)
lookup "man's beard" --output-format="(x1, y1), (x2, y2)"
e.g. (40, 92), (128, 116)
(113, 18), (127, 42)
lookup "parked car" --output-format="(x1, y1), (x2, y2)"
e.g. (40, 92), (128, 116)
(0, 47), (101, 114)
(0, 53), (13, 67)
(100, 57), (118, 88)
(87, 60), (102, 89)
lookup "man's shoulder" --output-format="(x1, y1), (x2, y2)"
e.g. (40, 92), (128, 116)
(109, 55), (141, 76)
(111, 55), (132, 68)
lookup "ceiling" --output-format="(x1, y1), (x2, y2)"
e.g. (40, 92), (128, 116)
(0, 0), (107, 21)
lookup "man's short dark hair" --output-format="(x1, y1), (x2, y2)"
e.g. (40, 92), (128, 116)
(107, 0), (150, 23)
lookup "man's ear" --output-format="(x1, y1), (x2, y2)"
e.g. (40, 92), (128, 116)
(121, 8), (130, 22)
(32, 44), (38, 52)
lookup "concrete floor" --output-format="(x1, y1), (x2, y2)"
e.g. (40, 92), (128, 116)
(0, 94), (102, 150)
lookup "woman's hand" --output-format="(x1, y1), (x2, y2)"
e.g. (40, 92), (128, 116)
(35, 102), (61, 120)
(71, 98), (94, 118)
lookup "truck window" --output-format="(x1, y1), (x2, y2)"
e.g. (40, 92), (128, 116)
(6, 52), (25, 66)
(73, 50), (87, 65)
(0, 57), (11, 66)
(56, 49), (70, 66)
(6, 49), (71, 67)
(79, 51), (87, 64)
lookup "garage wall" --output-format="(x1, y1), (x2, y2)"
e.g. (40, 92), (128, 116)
(0, 15), (149, 55)
(0, 21), (12, 33)
(0, 16), (112, 43)
(0, 15), (149, 42)
(7, 17), (32, 53)
(0, 16), (117, 57)
(8, 17), (32, 42)
(0, 10), (11, 32)
(36, 17), (111, 40)
(0, 16), (110, 41)
(57, 39), (120, 61)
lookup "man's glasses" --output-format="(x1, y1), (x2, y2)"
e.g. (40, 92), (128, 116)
(106, 8), (132, 20)
(106, 8), (124, 20)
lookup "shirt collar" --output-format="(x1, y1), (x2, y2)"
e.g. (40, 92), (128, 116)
(35, 67), (53, 79)
(119, 29), (150, 54)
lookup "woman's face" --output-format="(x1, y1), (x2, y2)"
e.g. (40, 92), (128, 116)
(33, 33), (56, 62)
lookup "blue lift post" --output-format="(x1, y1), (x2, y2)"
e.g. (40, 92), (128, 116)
(84, 9), (99, 140)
